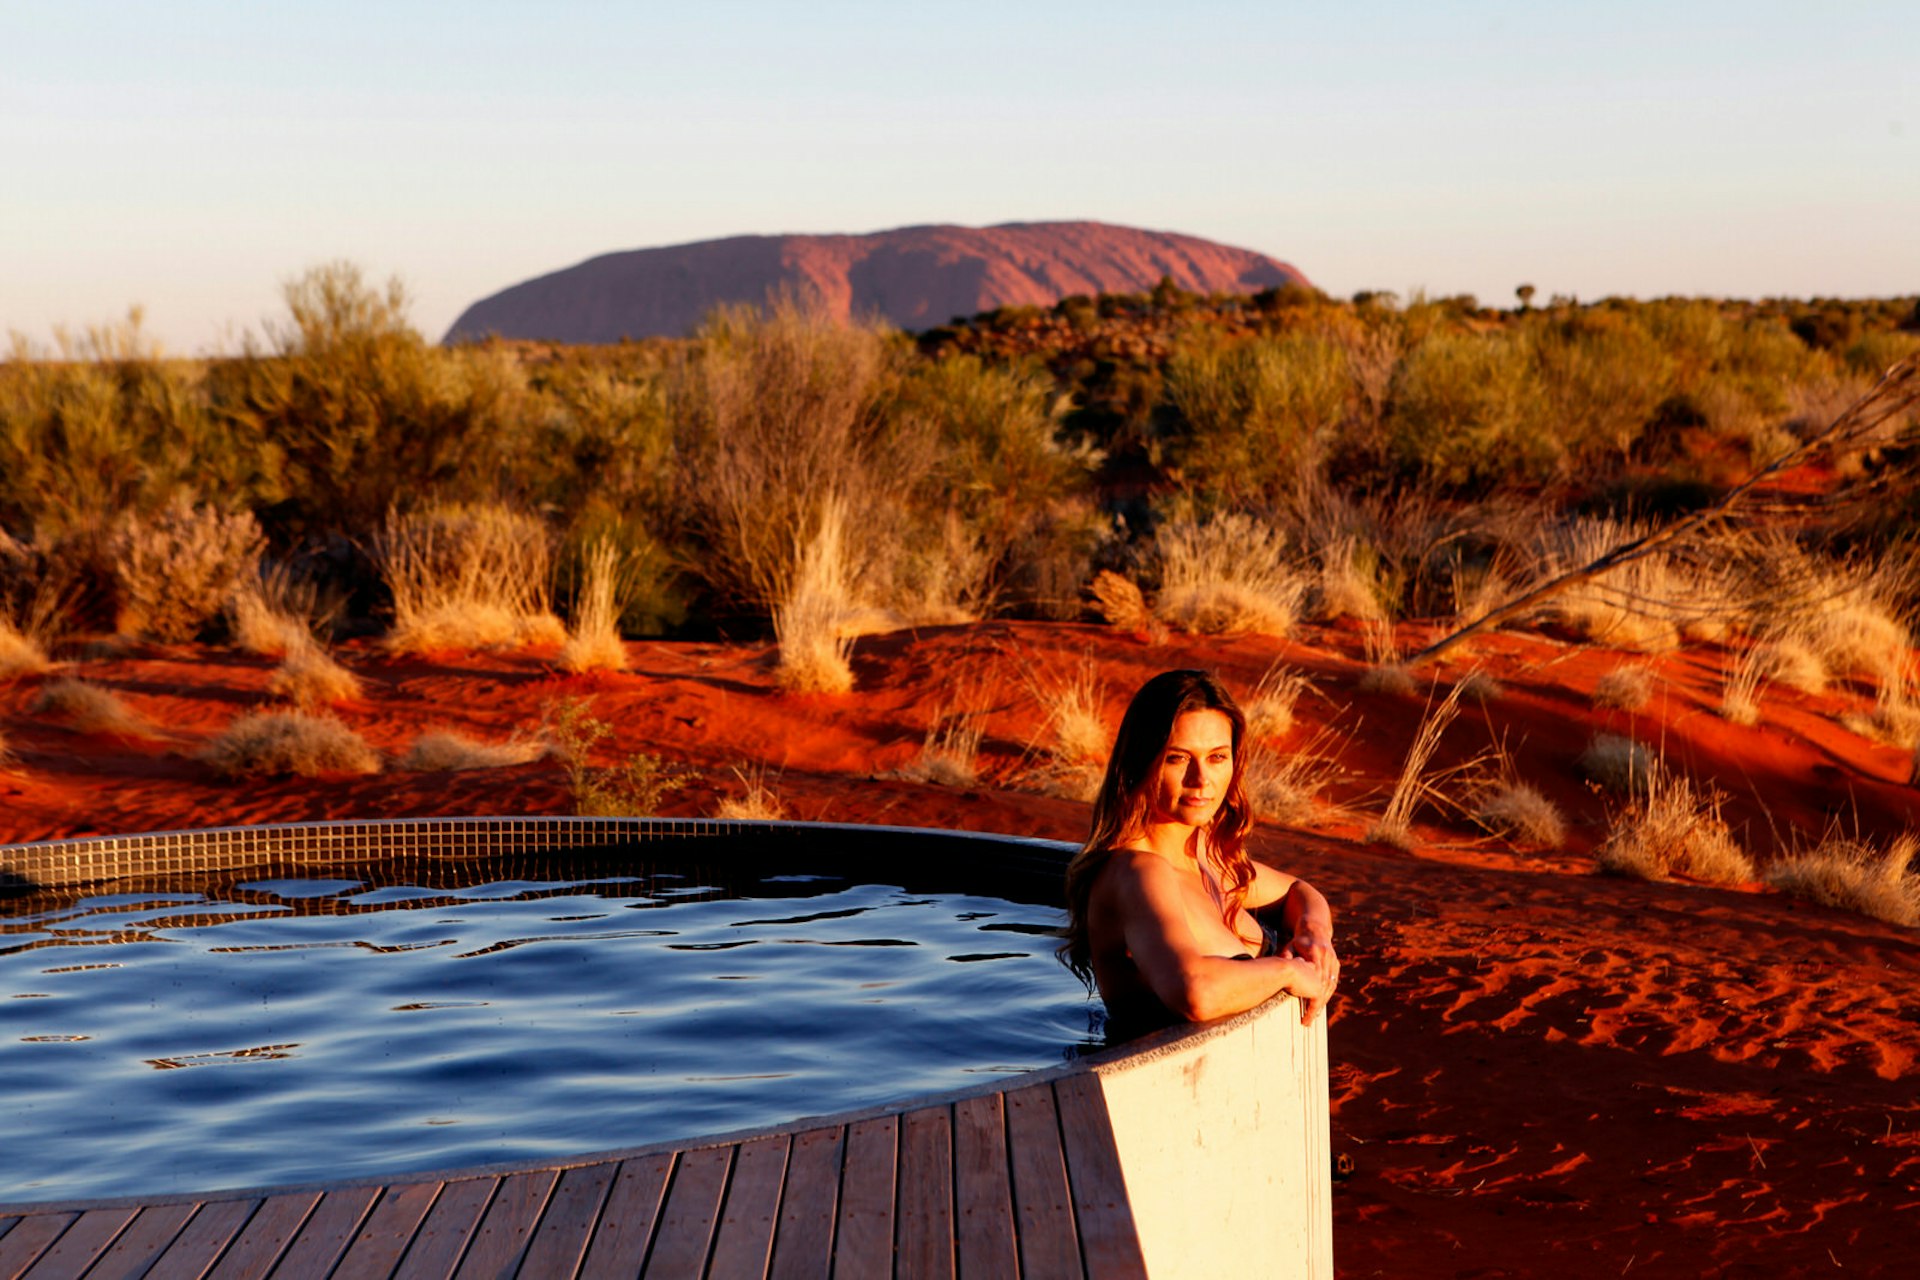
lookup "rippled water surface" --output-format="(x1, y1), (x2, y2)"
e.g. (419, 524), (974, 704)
(0, 863), (1092, 1202)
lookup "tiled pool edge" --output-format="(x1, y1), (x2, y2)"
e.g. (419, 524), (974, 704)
(0, 818), (1333, 1277)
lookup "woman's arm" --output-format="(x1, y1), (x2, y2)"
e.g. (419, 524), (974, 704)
(1273, 879), (1339, 1025)
(1110, 854), (1331, 1024)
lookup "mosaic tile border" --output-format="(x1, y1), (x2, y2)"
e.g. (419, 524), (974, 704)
(0, 817), (1075, 894)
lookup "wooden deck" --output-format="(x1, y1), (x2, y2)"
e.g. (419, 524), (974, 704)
(0, 1074), (1146, 1280)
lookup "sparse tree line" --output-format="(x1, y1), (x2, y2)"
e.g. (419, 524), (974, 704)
(3, 262), (1916, 659)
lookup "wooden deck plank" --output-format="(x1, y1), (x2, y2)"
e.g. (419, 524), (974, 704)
(705, 1136), (789, 1279)
(143, 1199), (260, 1280)
(952, 1093), (1018, 1279)
(1052, 1076), (1148, 1279)
(577, 1154), (673, 1280)
(331, 1182), (443, 1280)
(392, 1178), (497, 1280)
(20, 1206), (135, 1279)
(516, 1164), (616, 1280)
(1005, 1082), (1082, 1280)
(79, 1203), (197, 1280)
(896, 1106), (955, 1279)
(206, 1192), (320, 1280)
(0, 1214), (76, 1280)
(830, 1116), (897, 1280)
(767, 1127), (843, 1280)
(451, 1170), (558, 1280)
(640, 1146), (732, 1279)
(267, 1186), (380, 1280)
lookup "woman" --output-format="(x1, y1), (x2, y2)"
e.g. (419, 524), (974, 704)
(1062, 669), (1339, 1040)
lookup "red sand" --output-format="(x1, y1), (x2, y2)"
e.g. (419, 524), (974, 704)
(3, 620), (1917, 1276)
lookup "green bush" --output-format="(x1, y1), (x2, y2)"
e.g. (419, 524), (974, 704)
(1165, 331), (1353, 506)
(1386, 328), (1555, 487)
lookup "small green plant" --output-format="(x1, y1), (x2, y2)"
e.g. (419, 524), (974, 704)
(1579, 733), (1656, 795)
(545, 696), (684, 816)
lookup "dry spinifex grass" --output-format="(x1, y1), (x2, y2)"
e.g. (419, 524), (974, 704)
(715, 762), (788, 820)
(1021, 656), (1109, 801)
(1595, 767), (1754, 885)
(201, 711), (381, 778)
(774, 501), (858, 695)
(559, 538), (630, 675)
(30, 678), (153, 737)
(376, 503), (565, 656)
(1764, 831), (1920, 928)
(399, 731), (547, 772)
(1367, 681), (1471, 850)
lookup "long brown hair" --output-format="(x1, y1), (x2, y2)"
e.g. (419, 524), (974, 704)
(1061, 669), (1255, 986)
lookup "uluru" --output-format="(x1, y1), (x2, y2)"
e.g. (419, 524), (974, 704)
(443, 220), (1312, 343)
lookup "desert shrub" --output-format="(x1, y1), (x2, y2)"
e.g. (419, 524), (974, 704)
(899, 354), (1102, 615)
(774, 502), (858, 694)
(558, 538), (630, 674)
(544, 697), (684, 816)
(30, 678), (150, 736)
(1526, 516), (1725, 652)
(108, 497), (264, 642)
(671, 300), (928, 614)
(1765, 832), (1920, 927)
(1088, 570), (1163, 638)
(399, 731), (546, 772)
(1596, 769), (1753, 884)
(1386, 328), (1553, 487)
(201, 711), (380, 777)
(212, 263), (534, 542)
(1471, 778), (1566, 847)
(266, 642), (362, 709)
(715, 762), (787, 820)
(1841, 687), (1920, 749)
(1164, 330), (1352, 505)
(375, 503), (563, 654)
(1842, 328), (1920, 381)
(1529, 308), (1674, 462)
(1311, 537), (1390, 623)
(0, 313), (267, 545)
(1152, 509), (1307, 636)
(1579, 733), (1656, 794)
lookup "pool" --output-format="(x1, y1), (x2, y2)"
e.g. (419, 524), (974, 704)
(0, 821), (1094, 1203)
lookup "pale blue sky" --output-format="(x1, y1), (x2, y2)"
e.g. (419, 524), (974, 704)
(5, 1), (1916, 354)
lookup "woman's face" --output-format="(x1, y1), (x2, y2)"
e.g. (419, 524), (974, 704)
(1146, 708), (1235, 829)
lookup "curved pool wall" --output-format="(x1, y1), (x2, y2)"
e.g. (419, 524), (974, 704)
(0, 818), (1332, 1278)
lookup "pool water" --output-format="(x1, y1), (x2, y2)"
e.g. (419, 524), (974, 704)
(0, 862), (1095, 1202)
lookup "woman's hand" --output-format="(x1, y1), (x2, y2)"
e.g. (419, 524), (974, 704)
(1283, 931), (1340, 1025)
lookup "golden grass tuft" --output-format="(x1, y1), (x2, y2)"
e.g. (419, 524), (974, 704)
(1718, 645), (1765, 727)
(714, 762), (788, 820)
(900, 696), (989, 788)
(1471, 778), (1567, 847)
(559, 538), (630, 674)
(774, 501), (858, 694)
(201, 711), (381, 778)
(1153, 510), (1307, 636)
(1764, 832), (1920, 928)
(1592, 665), (1655, 711)
(1841, 689), (1920, 749)
(1245, 661), (1310, 740)
(1755, 638), (1828, 695)
(1367, 682), (1468, 849)
(399, 730), (547, 772)
(30, 678), (151, 736)
(377, 503), (563, 655)
(266, 641), (362, 710)
(1244, 734), (1343, 827)
(1595, 769), (1754, 884)
(0, 620), (54, 680)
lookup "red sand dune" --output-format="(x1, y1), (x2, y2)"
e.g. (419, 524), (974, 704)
(442, 220), (1311, 343)
(3, 620), (1917, 1276)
